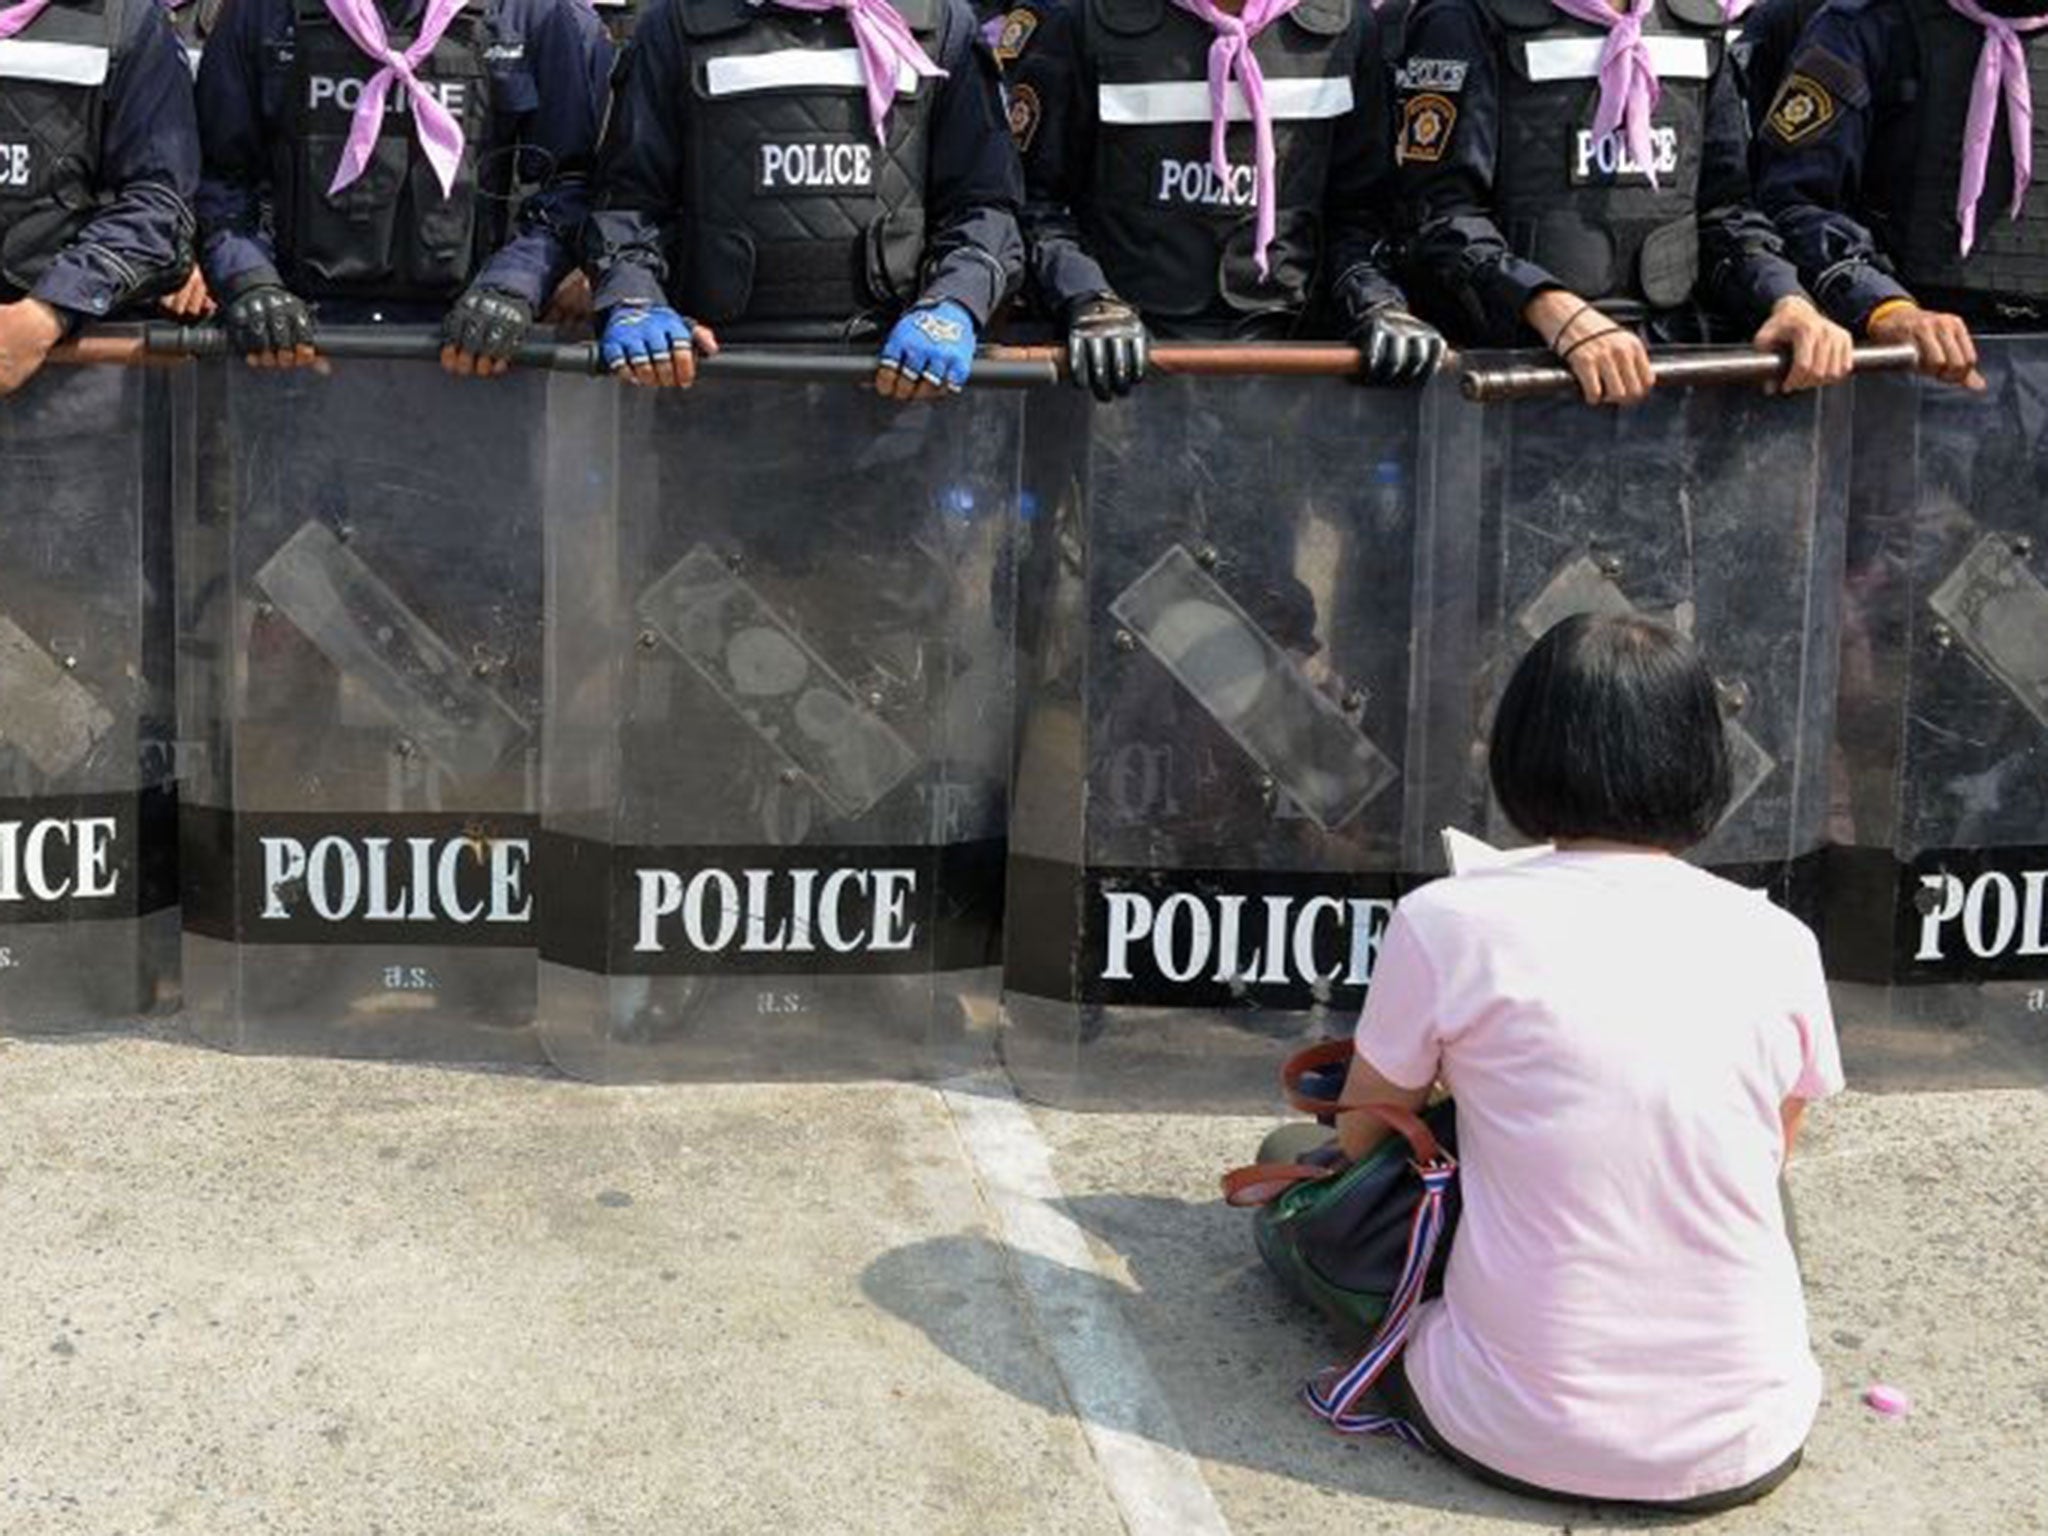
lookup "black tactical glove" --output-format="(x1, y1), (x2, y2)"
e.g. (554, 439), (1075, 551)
(1066, 294), (1149, 402)
(1350, 305), (1445, 387)
(442, 285), (535, 367)
(224, 283), (316, 361)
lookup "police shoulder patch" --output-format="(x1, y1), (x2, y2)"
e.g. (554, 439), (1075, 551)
(1399, 92), (1457, 165)
(1007, 80), (1042, 150)
(1765, 72), (1837, 146)
(994, 6), (1038, 61)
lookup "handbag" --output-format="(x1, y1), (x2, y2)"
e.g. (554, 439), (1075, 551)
(1223, 1038), (1460, 1440)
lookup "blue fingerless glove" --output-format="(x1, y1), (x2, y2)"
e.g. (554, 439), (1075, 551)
(880, 300), (977, 392)
(601, 304), (695, 372)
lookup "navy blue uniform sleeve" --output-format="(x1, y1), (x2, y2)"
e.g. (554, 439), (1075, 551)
(1324, 6), (1410, 329)
(35, 0), (201, 321)
(1752, 0), (1913, 329)
(473, 0), (614, 306)
(1009, 0), (1114, 316)
(917, 0), (1024, 324)
(1393, 0), (1561, 343)
(1696, 53), (1803, 332)
(1732, 0), (1810, 135)
(586, 0), (691, 312)
(195, 0), (286, 295)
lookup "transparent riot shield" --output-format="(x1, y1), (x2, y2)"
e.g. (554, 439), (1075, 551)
(177, 361), (552, 1062)
(0, 363), (182, 1029)
(1826, 338), (2048, 1086)
(1404, 359), (1852, 917)
(1002, 376), (1431, 1110)
(536, 382), (1020, 1082)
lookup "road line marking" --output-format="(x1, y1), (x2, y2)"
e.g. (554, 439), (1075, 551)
(940, 1072), (1234, 1536)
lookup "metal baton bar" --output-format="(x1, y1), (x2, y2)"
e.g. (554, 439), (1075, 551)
(56, 326), (1371, 382)
(991, 342), (1371, 377)
(44, 323), (1064, 387)
(1458, 343), (1924, 403)
(133, 321), (599, 371)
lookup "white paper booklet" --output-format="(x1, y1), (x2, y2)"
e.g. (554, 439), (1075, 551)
(1441, 827), (1554, 876)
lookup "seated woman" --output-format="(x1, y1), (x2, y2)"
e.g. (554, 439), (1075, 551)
(1331, 613), (1840, 1511)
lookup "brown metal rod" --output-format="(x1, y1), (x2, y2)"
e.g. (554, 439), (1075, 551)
(1459, 343), (1924, 403)
(50, 333), (170, 368)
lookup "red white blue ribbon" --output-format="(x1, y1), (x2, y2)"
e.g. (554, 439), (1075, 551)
(1301, 1155), (1457, 1446)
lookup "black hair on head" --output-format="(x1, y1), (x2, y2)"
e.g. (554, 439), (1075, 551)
(1488, 613), (1733, 853)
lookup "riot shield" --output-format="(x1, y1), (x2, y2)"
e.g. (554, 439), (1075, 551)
(1404, 359), (1852, 913)
(535, 382), (1019, 1082)
(177, 361), (552, 1062)
(0, 363), (182, 1028)
(1826, 338), (2048, 1086)
(1002, 376), (1431, 1109)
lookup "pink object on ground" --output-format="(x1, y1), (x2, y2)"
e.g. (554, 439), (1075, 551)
(1864, 1384), (1913, 1417)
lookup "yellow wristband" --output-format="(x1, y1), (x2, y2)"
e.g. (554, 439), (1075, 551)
(1865, 298), (1919, 334)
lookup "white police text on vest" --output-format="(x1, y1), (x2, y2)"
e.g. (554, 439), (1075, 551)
(1156, 159), (1256, 209)
(260, 835), (531, 924)
(1914, 869), (2048, 963)
(1101, 890), (1394, 989)
(1572, 126), (1680, 183)
(0, 817), (119, 904)
(307, 76), (469, 116)
(0, 143), (30, 189)
(634, 865), (918, 955)
(756, 141), (876, 193)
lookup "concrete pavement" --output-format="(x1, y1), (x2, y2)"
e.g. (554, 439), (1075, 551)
(1, 1026), (2042, 1534)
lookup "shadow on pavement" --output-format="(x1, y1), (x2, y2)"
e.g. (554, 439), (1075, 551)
(864, 1191), (1736, 1530)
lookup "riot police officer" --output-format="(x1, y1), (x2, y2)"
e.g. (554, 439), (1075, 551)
(584, 0), (1024, 400)
(1002, 0), (1444, 397)
(1749, 0), (2048, 389)
(1393, 0), (1853, 404)
(0, 0), (201, 395)
(195, 0), (611, 376)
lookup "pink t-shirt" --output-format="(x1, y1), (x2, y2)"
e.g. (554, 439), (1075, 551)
(1356, 849), (1844, 1504)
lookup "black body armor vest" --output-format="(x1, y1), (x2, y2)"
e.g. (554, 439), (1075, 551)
(0, 0), (120, 297)
(1482, 0), (1723, 314)
(274, 0), (494, 301)
(667, 0), (937, 328)
(1870, 0), (2048, 307)
(1080, 0), (1359, 335)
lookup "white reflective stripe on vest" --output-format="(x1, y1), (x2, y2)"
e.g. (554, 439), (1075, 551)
(705, 48), (920, 97)
(0, 39), (112, 88)
(1522, 35), (1711, 82)
(1096, 76), (1355, 126)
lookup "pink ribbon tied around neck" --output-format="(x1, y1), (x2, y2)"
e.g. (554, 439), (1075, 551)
(0, 0), (57, 40)
(773, 0), (947, 142)
(1546, 0), (1665, 189)
(321, 0), (471, 200)
(1946, 0), (2048, 256)
(1168, 0), (1301, 280)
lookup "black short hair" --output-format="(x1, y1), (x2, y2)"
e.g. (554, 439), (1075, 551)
(1488, 614), (1733, 852)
